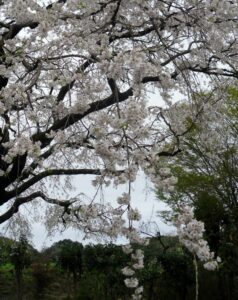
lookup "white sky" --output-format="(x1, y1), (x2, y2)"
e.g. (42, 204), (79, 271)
(30, 171), (175, 250)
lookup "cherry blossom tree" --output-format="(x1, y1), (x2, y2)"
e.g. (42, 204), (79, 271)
(0, 0), (238, 245)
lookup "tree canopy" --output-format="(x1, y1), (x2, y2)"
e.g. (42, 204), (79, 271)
(0, 0), (238, 247)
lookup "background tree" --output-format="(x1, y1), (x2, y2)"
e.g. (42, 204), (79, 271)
(10, 235), (32, 300)
(0, 0), (238, 241)
(80, 243), (129, 300)
(49, 239), (83, 295)
(156, 89), (238, 299)
(0, 236), (13, 265)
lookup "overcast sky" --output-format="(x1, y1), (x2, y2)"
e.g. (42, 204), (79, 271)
(30, 171), (175, 250)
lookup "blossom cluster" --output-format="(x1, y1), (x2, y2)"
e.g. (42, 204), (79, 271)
(122, 245), (145, 300)
(176, 206), (221, 270)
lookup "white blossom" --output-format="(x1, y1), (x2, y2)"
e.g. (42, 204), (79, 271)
(135, 286), (143, 295)
(121, 267), (135, 276)
(117, 193), (131, 205)
(128, 208), (141, 221)
(124, 278), (139, 288)
(176, 206), (220, 270)
(122, 245), (133, 255)
(203, 261), (218, 271)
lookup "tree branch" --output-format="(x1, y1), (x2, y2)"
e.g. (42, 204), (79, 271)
(4, 168), (103, 203)
(0, 190), (73, 224)
(0, 192), (41, 224)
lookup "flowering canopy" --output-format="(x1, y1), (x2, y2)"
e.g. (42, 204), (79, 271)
(0, 0), (238, 238)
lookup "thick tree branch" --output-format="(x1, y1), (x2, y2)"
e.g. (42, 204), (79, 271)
(0, 192), (41, 224)
(3, 168), (103, 203)
(32, 87), (133, 147)
(56, 57), (96, 103)
(0, 190), (72, 224)
(0, 153), (27, 190)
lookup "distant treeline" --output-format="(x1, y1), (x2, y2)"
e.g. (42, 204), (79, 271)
(0, 235), (236, 300)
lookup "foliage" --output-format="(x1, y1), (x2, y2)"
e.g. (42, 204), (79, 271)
(10, 235), (32, 269)
(0, 237), (236, 299)
(0, 236), (14, 264)
(10, 235), (33, 300)
(45, 239), (83, 275)
(156, 89), (238, 299)
(31, 261), (54, 298)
